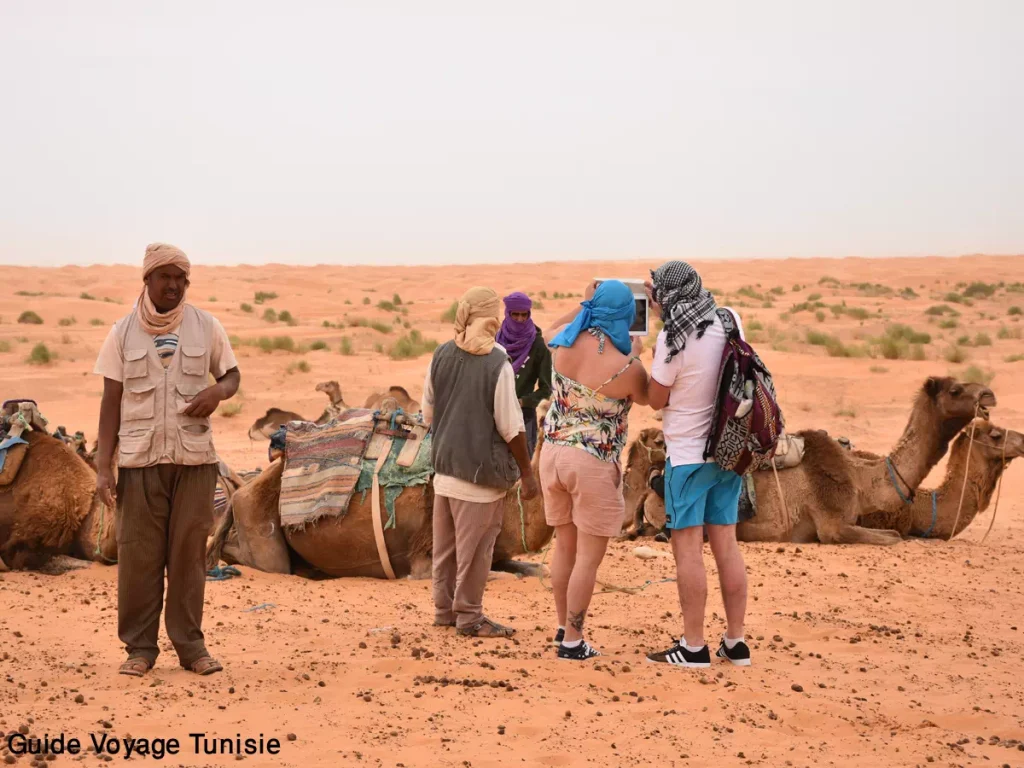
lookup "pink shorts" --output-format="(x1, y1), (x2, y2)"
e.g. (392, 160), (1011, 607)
(540, 443), (625, 538)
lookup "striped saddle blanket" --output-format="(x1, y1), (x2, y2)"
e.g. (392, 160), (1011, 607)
(278, 414), (375, 530)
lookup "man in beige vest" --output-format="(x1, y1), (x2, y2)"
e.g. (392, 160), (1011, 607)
(93, 244), (240, 677)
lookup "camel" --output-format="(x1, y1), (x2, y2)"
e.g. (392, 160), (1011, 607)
(621, 428), (667, 534)
(207, 417), (554, 580)
(858, 419), (1023, 540)
(0, 429), (117, 573)
(619, 377), (996, 545)
(247, 382), (420, 441)
(363, 386), (421, 416)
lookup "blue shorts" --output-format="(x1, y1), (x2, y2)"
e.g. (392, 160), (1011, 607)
(664, 460), (742, 530)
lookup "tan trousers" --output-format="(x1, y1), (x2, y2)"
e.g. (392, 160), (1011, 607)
(116, 463), (217, 667)
(432, 495), (504, 629)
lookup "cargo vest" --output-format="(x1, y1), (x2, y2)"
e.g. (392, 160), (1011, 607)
(429, 341), (520, 490)
(116, 305), (220, 469)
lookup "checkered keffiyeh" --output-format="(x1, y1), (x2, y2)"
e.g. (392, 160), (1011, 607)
(650, 261), (718, 362)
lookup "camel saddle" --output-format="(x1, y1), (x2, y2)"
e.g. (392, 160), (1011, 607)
(0, 400), (50, 487)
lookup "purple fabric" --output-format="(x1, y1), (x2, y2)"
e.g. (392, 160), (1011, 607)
(496, 292), (537, 373)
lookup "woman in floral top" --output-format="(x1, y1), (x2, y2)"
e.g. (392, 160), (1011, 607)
(541, 280), (651, 661)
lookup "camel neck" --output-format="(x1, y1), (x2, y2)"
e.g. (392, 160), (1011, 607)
(888, 397), (967, 496)
(919, 450), (1003, 539)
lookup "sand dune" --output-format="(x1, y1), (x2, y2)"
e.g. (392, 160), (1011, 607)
(1, 255), (1023, 767)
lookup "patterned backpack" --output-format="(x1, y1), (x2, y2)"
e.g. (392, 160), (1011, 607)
(703, 308), (785, 475)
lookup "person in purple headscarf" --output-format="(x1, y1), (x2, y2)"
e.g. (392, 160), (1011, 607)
(495, 292), (552, 456)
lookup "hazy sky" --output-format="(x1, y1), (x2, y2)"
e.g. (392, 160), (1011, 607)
(1, 1), (1021, 266)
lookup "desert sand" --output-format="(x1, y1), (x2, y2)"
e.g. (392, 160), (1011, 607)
(1, 255), (1023, 768)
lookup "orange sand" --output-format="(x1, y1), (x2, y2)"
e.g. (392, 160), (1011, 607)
(1, 256), (1023, 767)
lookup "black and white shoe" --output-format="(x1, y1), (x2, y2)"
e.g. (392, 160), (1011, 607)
(716, 638), (752, 666)
(552, 628), (565, 647)
(646, 642), (711, 668)
(558, 641), (601, 661)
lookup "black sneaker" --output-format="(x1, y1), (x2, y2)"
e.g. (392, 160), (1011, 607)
(558, 641), (601, 661)
(646, 642), (711, 668)
(552, 628), (565, 646)
(716, 639), (752, 666)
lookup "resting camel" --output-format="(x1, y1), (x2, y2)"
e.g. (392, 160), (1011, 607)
(0, 430), (117, 573)
(247, 382), (420, 441)
(858, 419), (1023, 540)
(619, 376), (995, 545)
(0, 427), (247, 574)
(621, 428), (666, 534)
(207, 417), (554, 580)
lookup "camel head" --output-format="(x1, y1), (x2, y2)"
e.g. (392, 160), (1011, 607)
(923, 376), (996, 434)
(962, 419), (1024, 465)
(625, 428), (666, 474)
(315, 380), (344, 405)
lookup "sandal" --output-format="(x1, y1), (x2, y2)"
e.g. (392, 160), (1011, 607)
(184, 656), (223, 675)
(457, 617), (516, 638)
(118, 657), (153, 677)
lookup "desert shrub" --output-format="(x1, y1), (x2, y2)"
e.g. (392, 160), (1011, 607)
(90, 318), (105, 326)
(959, 365), (994, 386)
(737, 286), (764, 301)
(392, 293), (403, 306)
(806, 330), (862, 357)
(807, 293), (822, 302)
(363, 297), (371, 305)
(815, 311), (826, 323)
(58, 316), (77, 327)
(885, 324), (931, 345)
(938, 318), (958, 329)
(310, 340), (328, 351)
(973, 332), (992, 347)
(339, 337), (354, 356)
(240, 303), (253, 313)
(819, 276), (840, 286)
(962, 282), (997, 299)
(790, 301), (826, 314)
(1008, 306), (1022, 316)
(1005, 353), (1024, 363)
(925, 304), (957, 316)
(27, 343), (52, 365)
(377, 300), (396, 312)
(373, 342), (384, 353)
(1006, 283), (1023, 293)
(219, 402), (244, 418)
(870, 366), (888, 374)
(278, 310), (297, 326)
(389, 330), (439, 360)
(344, 299), (352, 305)
(262, 308), (278, 323)
(370, 321), (393, 334)
(997, 326), (1022, 340)
(851, 282), (893, 297)
(770, 286), (785, 296)
(944, 292), (970, 305)
(15, 291), (43, 297)
(80, 292), (96, 300)
(254, 291), (277, 304)
(944, 346), (968, 364)
(899, 287), (919, 299)
(0, 341), (11, 353)
(18, 311), (43, 325)
(441, 301), (458, 323)
(746, 318), (764, 332)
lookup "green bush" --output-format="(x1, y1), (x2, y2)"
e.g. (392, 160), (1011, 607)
(240, 303), (253, 313)
(959, 365), (994, 386)
(938, 318), (958, 329)
(441, 301), (458, 323)
(973, 332), (992, 347)
(392, 293), (403, 306)
(819, 276), (840, 286)
(0, 341), (11, 353)
(263, 308), (278, 323)
(363, 297), (371, 305)
(925, 304), (957, 316)
(254, 291), (277, 304)
(90, 318), (105, 326)
(27, 343), (52, 365)
(310, 340), (328, 351)
(278, 310), (297, 326)
(944, 346), (968, 364)
(15, 291), (43, 297)
(389, 330), (439, 360)
(962, 282), (997, 299)
(737, 286), (764, 301)
(370, 321), (393, 334)
(339, 337), (354, 356)
(80, 292), (96, 301)
(18, 311), (43, 325)
(1008, 306), (1022, 316)
(58, 316), (77, 327)
(807, 293), (822, 302)
(998, 326), (1022, 340)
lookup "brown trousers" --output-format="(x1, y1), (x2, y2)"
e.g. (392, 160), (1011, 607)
(432, 495), (504, 629)
(116, 463), (217, 666)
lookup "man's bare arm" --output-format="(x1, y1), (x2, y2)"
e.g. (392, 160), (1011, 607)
(183, 367), (241, 418)
(95, 378), (123, 507)
(506, 432), (539, 500)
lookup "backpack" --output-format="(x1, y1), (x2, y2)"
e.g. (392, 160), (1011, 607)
(703, 308), (785, 475)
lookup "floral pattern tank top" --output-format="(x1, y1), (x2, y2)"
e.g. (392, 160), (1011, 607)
(543, 361), (633, 465)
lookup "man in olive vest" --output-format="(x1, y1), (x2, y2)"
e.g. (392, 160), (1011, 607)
(93, 243), (240, 677)
(422, 287), (539, 639)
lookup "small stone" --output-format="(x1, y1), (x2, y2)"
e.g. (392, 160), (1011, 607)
(286, 734), (296, 742)
(791, 684), (804, 693)
(74, 694), (85, 704)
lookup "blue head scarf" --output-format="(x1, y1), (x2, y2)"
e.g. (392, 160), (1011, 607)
(548, 280), (636, 355)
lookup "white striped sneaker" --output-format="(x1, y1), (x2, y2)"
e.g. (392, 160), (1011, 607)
(646, 642), (711, 668)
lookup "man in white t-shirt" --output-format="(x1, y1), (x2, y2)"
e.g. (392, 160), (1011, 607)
(642, 261), (752, 670)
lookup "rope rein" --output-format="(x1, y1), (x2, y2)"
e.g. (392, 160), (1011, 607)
(949, 411), (981, 541)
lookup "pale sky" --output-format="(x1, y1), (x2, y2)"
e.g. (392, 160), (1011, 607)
(1, 1), (1021, 266)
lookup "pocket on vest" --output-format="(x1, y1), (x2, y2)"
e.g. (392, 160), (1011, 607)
(175, 382), (206, 415)
(178, 425), (214, 458)
(118, 427), (154, 456)
(123, 348), (148, 380)
(180, 346), (207, 377)
(123, 382), (156, 420)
